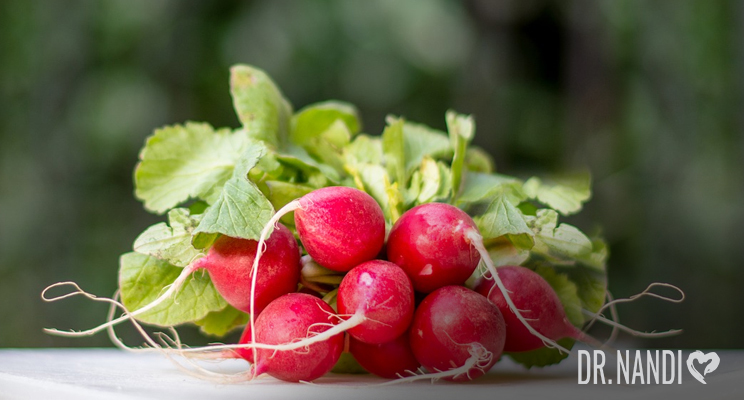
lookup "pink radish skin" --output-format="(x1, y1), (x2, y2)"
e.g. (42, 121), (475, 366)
(349, 332), (421, 379)
(249, 293), (344, 382)
(337, 260), (415, 344)
(195, 223), (301, 315)
(474, 266), (589, 352)
(387, 203), (480, 293)
(295, 186), (385, 272)
(410, 285), (506, 382)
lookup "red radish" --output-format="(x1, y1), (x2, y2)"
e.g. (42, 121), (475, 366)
(337, 260), (414, 344)
(198, 224), (300, 315)
(43, 223), (301, 337)
(409, 285), (505, 382)
(245, 186), (384, 361)
(294, 186), (385, 272)
(387, 203), (480, 293)
(475, 266), (595, 352)
(349, 332), (420, 379)
(386, 202), (570, 353)
(249, 293), (344, 382)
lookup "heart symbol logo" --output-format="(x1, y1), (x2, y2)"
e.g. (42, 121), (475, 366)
(686, 350), (720, 384)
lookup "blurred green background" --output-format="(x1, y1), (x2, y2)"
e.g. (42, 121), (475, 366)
(1, 0), (742, 349)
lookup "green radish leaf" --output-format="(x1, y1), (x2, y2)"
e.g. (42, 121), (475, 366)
(263, 180), (314, 226)
(133, 208), (205, 267)
(382, 116), (452, 186)
(382, 117), (407, 185)
(134, 123), (249, 214)
(465, 146), (495, 173)
(400, 120), (452, 174)
(191, 232), (219, 250)
(576, 237), (609, 271)
(415, 157), (452, 204)
(347, 162), (401, 222)
(534, 265), (584, 327)
(486, 238), (530, 268)
(188, 201), (210, 215)
(507, 338), (575, 369)
(301, 257), (345, 288)
(476, 189), (534, 248)
(523, 172), (591, 216)
(518, 201), (539, 216)
(195, 305), (250, 337)
(446, 110), (475, 200)
(276, 144), (341, 185)
(249, 149), (285, 183)
(119, 253), (226, 326)
(230, 65), (293, 148)
(457, 172), (524, 206)
(332, 352), (369, 374)
(264, 180), (314, 209)
(301, 119), (352, 174)
(343, 134), (384, 166)
(291, 100), (360, 145)
(527, 209), (593, 262)
(405, 170), (422, 207)
(194, 144), (275, 240)
(560, 265), (607, 315)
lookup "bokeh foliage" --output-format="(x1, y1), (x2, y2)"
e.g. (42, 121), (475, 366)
(0, 0), (742, 348)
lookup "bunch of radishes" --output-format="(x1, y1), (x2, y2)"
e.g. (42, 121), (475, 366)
(43, 64), (683, 384)
(151, 186), (589, 383)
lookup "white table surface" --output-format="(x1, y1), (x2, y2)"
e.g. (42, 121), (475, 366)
(0, 348), (741, 400)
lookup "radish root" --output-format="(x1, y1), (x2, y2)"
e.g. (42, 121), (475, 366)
(580, 282), (685, 340)
(249, 200), (303, 365)
(589, 282), (684, 322)
(170, 312), (365, 356)
(41, 261), (200, 337)
(373, 343), (492, 385)
(95, 289), (254, 383)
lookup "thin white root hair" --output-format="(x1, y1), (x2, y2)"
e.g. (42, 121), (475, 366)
(98, 290), (256, 383)
(172, 312), (365, 356)
(50, 280), (256, 382)
(104, 291), (158, 354)
(373, 343), (493, 386)
(476, 257), (490, 278)
(581, 283), (684, 342)
(122, 311), (363, 362)
(249, 199), (303, 366)
(591, 282), (684, 321)
(306, 321), (336, 333)
(466, 230), (570, 354)
(395, 367), (427, 379)
(180, 350), (241, 361)
(581, 310), (683, 339)
(41, 263), (199, 337)
(606, 291), (620, 344)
